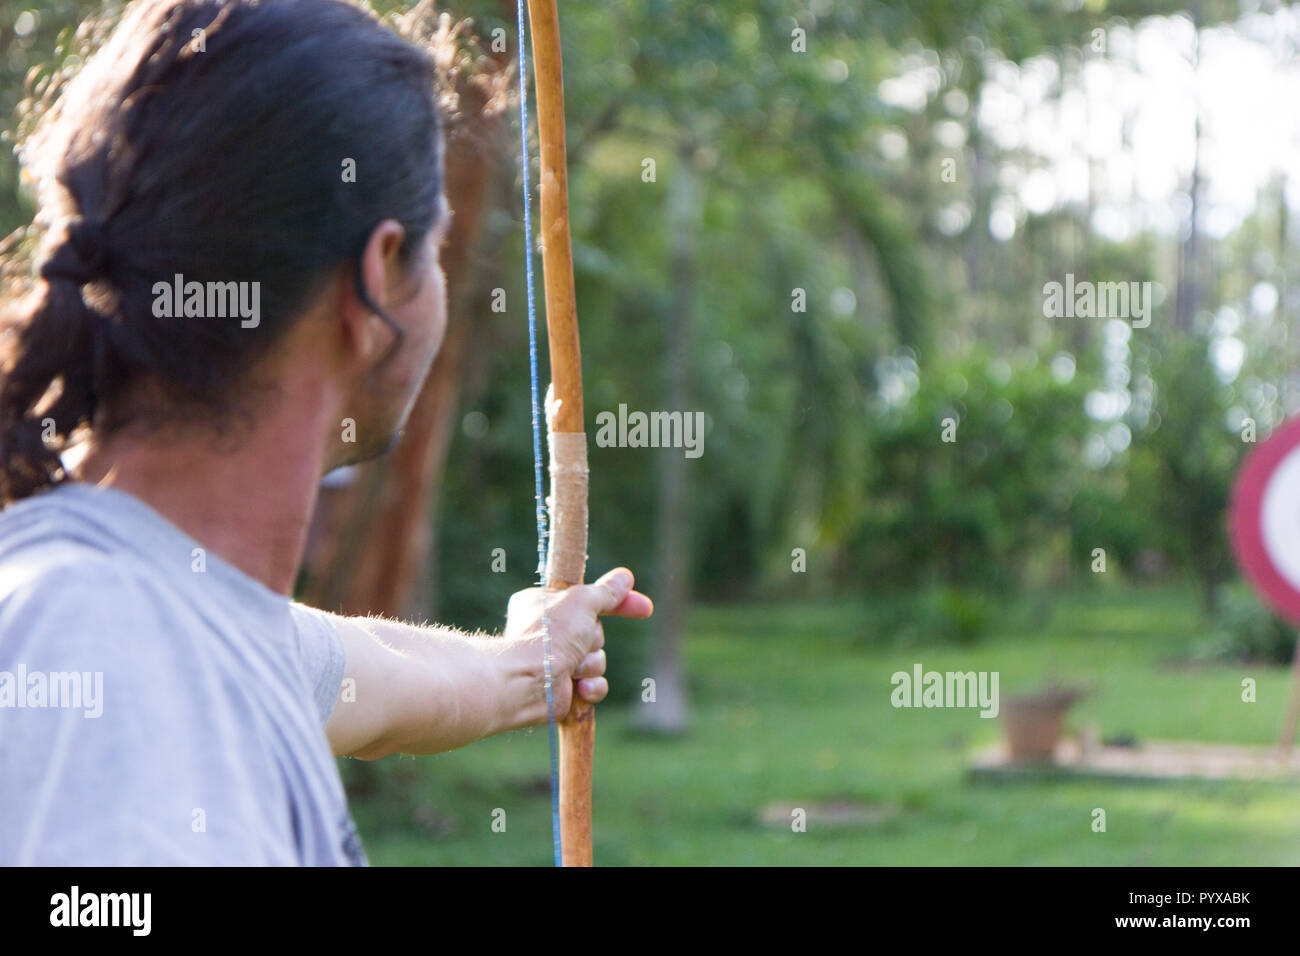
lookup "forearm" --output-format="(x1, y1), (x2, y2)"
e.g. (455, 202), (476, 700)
(324, 613), (546, 759)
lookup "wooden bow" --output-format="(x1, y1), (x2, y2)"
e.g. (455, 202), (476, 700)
(526, 0), (593, 867)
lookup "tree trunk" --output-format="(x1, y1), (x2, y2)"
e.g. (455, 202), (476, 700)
(634, 142), (700, 735)
(963, 56), (989, 299)
(1175, 5), (1203, 332)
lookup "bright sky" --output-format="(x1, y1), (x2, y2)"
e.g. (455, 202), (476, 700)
(880, 5), (1300, 244)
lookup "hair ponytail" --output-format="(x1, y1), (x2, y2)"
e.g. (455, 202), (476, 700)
(0, 267), (112, 502)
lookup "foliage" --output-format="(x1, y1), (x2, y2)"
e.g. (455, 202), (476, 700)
(1197, 583), (1295, 666)
(868, 584), (995, 646)
(1127, 331), (1248, 612)
(844, 346), (1090, 592)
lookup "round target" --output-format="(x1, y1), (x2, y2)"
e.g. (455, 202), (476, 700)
(1230, 416), (1300, 625)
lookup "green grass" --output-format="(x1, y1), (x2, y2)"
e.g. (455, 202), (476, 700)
(345, 584), (1300, 865)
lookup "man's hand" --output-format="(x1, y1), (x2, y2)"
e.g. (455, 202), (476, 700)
(504, 567), (653, 721)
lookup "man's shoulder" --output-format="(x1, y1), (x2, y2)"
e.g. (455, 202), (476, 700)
(0, 482), (181, 590)
(0, 501), (175, 656)
(0, 514), (132, 599)
(0, 541), (122, 603)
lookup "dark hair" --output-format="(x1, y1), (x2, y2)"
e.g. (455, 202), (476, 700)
(0, 0), (444, 504)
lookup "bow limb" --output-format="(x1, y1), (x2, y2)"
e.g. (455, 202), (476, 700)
(526, 0), (592, 867)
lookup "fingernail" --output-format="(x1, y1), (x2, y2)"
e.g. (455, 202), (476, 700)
(613, 570), (632, 589)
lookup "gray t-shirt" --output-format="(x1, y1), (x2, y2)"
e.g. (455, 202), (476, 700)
(0, 482), (365, 865)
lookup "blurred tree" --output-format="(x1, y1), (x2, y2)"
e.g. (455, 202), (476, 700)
(1129, 331), (1241, 612)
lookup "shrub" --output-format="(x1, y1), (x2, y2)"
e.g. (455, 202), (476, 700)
(1198, 584), (1295, 665)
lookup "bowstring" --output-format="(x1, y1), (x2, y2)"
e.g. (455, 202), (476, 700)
(516, 0), (563, 869)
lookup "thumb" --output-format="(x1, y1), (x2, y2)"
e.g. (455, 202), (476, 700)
(581, 567), (635, 614)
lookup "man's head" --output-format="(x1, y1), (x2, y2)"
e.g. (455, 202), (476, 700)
(0, 0), (449, 502)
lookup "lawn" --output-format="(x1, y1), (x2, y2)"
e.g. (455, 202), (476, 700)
(344, 584), (1300, 865)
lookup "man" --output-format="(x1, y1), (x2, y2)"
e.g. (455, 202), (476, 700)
(0, 0), (650, 864)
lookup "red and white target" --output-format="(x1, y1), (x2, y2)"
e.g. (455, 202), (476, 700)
(1230, 417), (1300, 625)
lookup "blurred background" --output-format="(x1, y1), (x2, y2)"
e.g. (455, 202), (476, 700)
(8, 0), (1300, 863)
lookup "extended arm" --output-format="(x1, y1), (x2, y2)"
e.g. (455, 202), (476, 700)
(322, 568), (652, 759)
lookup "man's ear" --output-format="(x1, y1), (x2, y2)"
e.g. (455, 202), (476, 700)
(341, 219), (407, 365)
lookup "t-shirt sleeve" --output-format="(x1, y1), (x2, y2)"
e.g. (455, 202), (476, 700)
(288, 602), (346, 726)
